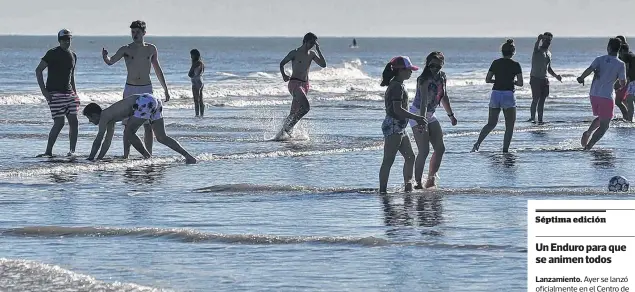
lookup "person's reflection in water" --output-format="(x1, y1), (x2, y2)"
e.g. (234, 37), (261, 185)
(381, 193), (444, 230)
(489, 152), (518, 169)
(381, 194), (415, 228)
(529, 129), (548, 139)
(588, 149), (616, 169)
(416, 193), (443, 228)
(49, 173), (78, 183)
(123, 164), (167, 185)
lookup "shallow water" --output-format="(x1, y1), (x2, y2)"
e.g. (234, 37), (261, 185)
(1, 36), (634, 291)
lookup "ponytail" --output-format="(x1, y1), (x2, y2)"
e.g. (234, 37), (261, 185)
(380, 62), (396, 86)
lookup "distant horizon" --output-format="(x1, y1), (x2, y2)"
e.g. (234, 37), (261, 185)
(1, 34), (632, 39)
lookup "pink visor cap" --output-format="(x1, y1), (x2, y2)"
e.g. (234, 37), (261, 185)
(390, 56), (419, 71)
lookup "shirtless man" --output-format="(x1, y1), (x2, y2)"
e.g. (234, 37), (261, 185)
(276, 32), (327, 139)
(82, 93), (196, 164)
(528, 32), (562, 124)
(102, 20), (171, 158)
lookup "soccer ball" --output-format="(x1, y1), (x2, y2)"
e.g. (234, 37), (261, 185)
(608, 176), (629, 192)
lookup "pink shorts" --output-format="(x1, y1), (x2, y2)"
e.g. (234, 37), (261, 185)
(590, 96), (614, 119)
(288, 79), (310, 96)
(615, 86), (627, 103)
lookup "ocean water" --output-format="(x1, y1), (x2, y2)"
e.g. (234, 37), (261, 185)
(0, 36), (634, 291)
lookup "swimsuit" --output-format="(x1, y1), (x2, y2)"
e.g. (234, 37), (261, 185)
(382, 80), (410, 138)
(122, 83), (154, 125)
(48, 92), (80, 119)
(191, 76), (203, 88)
(409, 73), (446, 127)
(288, 77), (310, 96)
(131, 93), (163, 123)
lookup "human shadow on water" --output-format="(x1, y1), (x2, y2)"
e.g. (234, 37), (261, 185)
(487, 152), (518, 169)
(588, 149), (616, 169)
(122, 164), (168, 186)
(48, 173), (78, 184)
(380, 193), (444, 231)
(529, 129), (548, 138)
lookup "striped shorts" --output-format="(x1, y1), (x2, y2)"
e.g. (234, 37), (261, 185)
(48, 92), (80, 119)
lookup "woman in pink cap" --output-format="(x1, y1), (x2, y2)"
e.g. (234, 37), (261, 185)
(379, 56), (427, 194)
(409, 51), (458, 189)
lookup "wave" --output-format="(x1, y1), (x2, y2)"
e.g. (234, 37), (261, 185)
(0, 258), (167, 292)
(192, 183), (377, 194)
(191, 183), (635, 196)
(0, 58), (524, 106)
(1, 121), (624, 178)
(0, 226), (525, 252)
(0, 143), (384, 178)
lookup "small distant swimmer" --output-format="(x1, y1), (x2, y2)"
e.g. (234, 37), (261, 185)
(82, 93), (197, 164)
(102, 20), (171, 159)
(528, 32), (562, 124)
(351, 38), (358, 48)
(276, 32), (327, 140)
(473, 39), (523, 153)
(35, 29), (79, 158)
(378, 56), (427, 194)
(577, 38), (626, 150)
(188, 49), (205, 117)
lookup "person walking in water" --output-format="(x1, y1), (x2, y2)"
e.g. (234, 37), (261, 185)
(101, 20), (171, 159)
(276, 32), (327, 140)
(378, 56), (427, 194)
(35, 29), (79, 158)
(528, 32), (562, 124)
(188, 49), (205, 117)
(577, 38), (627, 150)
(408, 51), (458, 189)
(472, 39), (523, 153)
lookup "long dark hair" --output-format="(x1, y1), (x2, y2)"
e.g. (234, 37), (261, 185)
(380, 62), (398, 87)
(501, 39), (515, 57)
(190, 49), (201, 63)
(419, 51), (445, 81)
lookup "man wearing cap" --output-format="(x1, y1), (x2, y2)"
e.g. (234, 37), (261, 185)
(101, 20), (171, 159)
(34, 29), (79, 157)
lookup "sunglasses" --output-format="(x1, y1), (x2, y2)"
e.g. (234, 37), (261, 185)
(428, 64), (442, 69)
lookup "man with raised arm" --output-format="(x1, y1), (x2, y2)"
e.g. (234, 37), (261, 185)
(276, 32), (327, 140)
(102, 20), (171, 158)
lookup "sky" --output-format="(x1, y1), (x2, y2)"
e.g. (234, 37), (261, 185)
(1, 0), (634, 37)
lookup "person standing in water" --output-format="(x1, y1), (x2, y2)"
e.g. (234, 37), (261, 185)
(408, 51), (458, 189)
(472, 39), (523, 153)
(616, 40), (635, 122)
(379, 56), (427, 194)
(188, 49), (205, 117)
(577, 38), (626, 150)
(102, 20), (171, 159)
(277, 32), (327, 140)
(613, 37), (632, 120)
(35, 29), (79, 157)
(528, 32), (562, 124)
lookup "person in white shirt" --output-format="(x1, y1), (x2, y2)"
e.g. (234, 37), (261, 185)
(576, 38), (627, 150)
